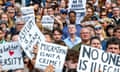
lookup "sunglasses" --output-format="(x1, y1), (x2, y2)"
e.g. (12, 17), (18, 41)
(95, 26), (102, 30)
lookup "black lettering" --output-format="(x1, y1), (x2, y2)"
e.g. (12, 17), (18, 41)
(82, 46), (91, 59)
(116, 56), (120, 66)
(79, 60), (88, 70)
(91, 49), (99, 60)
(108, 54), (116, 65)
(101, 52), (109, 63)
(103, 65), (107, 72)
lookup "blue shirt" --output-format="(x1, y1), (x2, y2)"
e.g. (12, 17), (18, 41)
(62, 24), (82, 40)
(64, 36), (81, 49)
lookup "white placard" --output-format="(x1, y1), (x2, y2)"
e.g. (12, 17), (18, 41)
(41, 15), (54, 30)
(19, 18), (45, 59)
(21, 7), (35, 23)
(68, 0), (86, 12)
(77, 45), (120, 72)
(0, 42), (24, 70)
(35, 42), (68, 72)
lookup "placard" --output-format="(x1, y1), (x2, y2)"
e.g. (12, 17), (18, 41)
(21, 7), (35, 23)
(19, 18), (45, 59)
(41, 15), (54, 30)
(35, 42), (68, 72)
(77, 45), (120, 72)
(0, 42), (24, 70)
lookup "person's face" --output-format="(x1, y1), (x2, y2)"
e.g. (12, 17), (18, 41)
(95, 25), (102, 35)
(113, 7), (120, 17)
(68, 25), (76, 34)
(16, 22), (24, 32)
(47, 8), (54, 15)
(108, 28), (114, 36)
(12, 35), (19, 41)
(107, 44), (120, 54)
(87, 27), (95, 37)
(100, 12), (107, 18)
(80, 28), (91, 41)
(53, 30), (62, 41)
(1, 14), (8, 21)
(45, 34), (52, 43)
(0, 24), (7, 31)
(86, 8), (93, 17)
(91, 39), (101, 49)
(114, 30), (120, 39)
(69, 13), (76, 24)
(65, 60), (77, 69)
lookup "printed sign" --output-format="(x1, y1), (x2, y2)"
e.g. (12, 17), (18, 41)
(19, 18), (45, 59)
(77, 45), (120, 72)
(35, 42), (68, 72)
(0, 42), (24, 70)
(21, 7), (35, 23)
(68, 0), (86, 12)
(41, 15), (54, 30)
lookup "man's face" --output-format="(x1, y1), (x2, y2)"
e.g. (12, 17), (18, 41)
(107, 44), (120, 55)
(80, 28), (91, 41)
(113, 7), (120, 17)
(69, 13), (76, 24)
(114, 30), (120, 39)
(53, 31), (62, 41)
(68, 25), (76, 34)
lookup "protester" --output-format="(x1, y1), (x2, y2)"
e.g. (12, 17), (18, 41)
(90, 36), (102, 49)
(72, 27), (91, 51)
(0, 0), (120, 72)
(106, 37), (120, 54)
(64, 24), (81, 49)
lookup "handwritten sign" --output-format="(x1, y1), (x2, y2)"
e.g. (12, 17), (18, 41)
(0, 42), (24, 70)
(19, 18), (45, 59)
(21, 7), (35, 23)
(41, 15), (54, 30)
(77, 45), (120, 72)
(35, 42), (68, 72)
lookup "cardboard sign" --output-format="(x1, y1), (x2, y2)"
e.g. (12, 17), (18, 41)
(35, 42), (68, 72)
(19, 18), (45, 59)
(41, 15), (54, 30)
(0, 42), (24, 70)
(21, 7), (35, 23)
(77, 45), (120, 72)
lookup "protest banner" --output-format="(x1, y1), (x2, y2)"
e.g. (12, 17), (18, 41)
(19, 18), (45, 59)
(77, 45), (120, 72)
(41, 15), (54, 31)
(0, 42), (24, 70)
(21, 7), (35, 23)
(35, 42), (68, 72)
(68, 0), (86, 24)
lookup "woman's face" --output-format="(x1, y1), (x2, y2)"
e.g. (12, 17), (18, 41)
(95, 25), (102, 34)
(91, 39), (101, 49)
(108, 28), (114, 36)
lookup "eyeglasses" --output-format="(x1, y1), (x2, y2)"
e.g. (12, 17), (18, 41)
(95, 26), (102, 30)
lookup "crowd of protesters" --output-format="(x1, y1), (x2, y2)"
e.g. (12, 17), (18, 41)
(0, 0), (119, 72)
